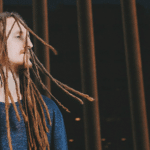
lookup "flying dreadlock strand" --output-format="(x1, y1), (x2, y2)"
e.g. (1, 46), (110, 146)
(14, 13), (94, 104)
(31, 72), (71, 114)
(14, 14), (94, 103)
(29, 49), (71, 113)
(30, 49), (93, 102)
(29, 37), (70, 114)
(55, 79), (94, 101)
(30, 68), (71, 112)
(11, 14), (57, 55)
(32, 52), (85, 104)
(30, 50), (83, 104)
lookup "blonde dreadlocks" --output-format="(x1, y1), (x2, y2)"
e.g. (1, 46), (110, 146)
(0, 12), (94, 150)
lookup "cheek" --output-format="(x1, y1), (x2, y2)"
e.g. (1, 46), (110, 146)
(7, 41), (23, 61)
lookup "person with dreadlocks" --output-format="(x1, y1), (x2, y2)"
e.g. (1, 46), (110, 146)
(0, 12), (94, 150)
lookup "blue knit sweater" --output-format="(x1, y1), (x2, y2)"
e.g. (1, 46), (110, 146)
(0, 95), (68, 150)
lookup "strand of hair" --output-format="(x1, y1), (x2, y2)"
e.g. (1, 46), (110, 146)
(8, 63), (28, 122)
(30, 49), (69, 117)
(5, 66), (13, 150)
(55, 79), (94, 102)
(34, 56), (84, 105)
(23, 77), (33, 148)
(3, 18), (13, 150)
(30, 77), (52, 125)
(6, 20), (16, 40)
(30, 82), (49, 132)
(8, 90), (21, 121)
(12, 15), (58, 55)
(30, 68), (71, 113)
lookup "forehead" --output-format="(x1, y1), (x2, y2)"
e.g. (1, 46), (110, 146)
(6, 17), (26, 35)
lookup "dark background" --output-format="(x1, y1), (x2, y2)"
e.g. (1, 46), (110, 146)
(3, 0), (150, 150)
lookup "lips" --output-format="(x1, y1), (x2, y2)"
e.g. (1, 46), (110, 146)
(20, 48), (31, 54)
(20, 51), (31, 59)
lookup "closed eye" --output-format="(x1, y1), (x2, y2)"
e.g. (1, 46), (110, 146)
(16, 35), (21, 38)
(16, 35), (24, 40)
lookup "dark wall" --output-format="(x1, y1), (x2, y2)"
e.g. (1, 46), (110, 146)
(3, 3), (150, 150)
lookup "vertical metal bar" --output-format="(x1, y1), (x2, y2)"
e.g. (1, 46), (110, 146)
(76, 0), (102, 150)
(0, 0), (3, 13)
(32, 0), (51, 97)
(120, 0), (149, 150)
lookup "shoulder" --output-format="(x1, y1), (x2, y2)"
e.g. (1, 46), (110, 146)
(41, 95), (65, 129)
(41, 96), (68, 150)
(41, 95), (61, 114)
(42, 95), (58, 108)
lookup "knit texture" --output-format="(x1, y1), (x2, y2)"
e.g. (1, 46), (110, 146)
(0, 95), (68, 150)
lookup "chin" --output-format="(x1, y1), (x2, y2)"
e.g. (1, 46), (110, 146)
(12, 60), (32, 71)
(19, 54), (32, 69)
(21, 62), (32, 70)
(23, 60), (33, 69)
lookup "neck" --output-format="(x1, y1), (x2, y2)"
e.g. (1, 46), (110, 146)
(0, 67), (22, 103)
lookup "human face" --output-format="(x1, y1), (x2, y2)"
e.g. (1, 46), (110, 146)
(6, 17), (33, 70)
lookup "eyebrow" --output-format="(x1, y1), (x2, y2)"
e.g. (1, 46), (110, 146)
(14, 30), (30, 37)
(13, 31), (31, 39)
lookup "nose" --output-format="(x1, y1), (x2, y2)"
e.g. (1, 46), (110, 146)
(27, 37), (33, 48)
